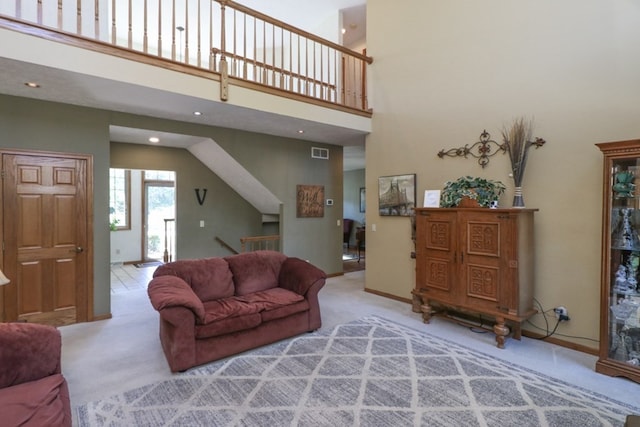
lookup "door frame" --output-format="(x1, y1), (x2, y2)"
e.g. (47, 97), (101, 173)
(0, 148), (94, 323)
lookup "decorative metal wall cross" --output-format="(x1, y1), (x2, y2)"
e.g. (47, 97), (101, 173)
(437, 130), (507, 168)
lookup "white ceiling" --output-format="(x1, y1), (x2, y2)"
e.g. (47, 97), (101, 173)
(0, 1), (367, 171)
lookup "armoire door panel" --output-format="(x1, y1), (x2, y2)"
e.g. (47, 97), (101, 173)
(426, 221), (453, 251)
(466, 263), (499, 302)
(415, 210), (458, 302)
(466, 221), (501, 258)
(426, 258), (451, 291)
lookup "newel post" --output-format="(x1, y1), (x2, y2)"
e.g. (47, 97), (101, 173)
(219, 0), (229, 101)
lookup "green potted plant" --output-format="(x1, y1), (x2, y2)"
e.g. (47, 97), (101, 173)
(440, 176), (506, 208)
(109, 207), (119, 231)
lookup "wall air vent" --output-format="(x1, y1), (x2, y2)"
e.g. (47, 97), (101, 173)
(311, 147), (329, 160)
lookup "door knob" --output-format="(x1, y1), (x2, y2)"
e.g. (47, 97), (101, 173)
(71, 246), (84, 253)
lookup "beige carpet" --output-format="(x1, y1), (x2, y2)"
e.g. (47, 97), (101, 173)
(61, 266), (640, 423)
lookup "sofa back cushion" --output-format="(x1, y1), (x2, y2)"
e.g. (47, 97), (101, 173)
(225, 250), (287, 296)
(153, 257), (234, 302)
(0, 323), (61, 389)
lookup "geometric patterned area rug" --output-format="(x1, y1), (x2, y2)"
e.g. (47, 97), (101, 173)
(76, 316), (639, 426)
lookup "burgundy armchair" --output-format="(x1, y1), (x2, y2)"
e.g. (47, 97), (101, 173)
(0, 322), (72, 427)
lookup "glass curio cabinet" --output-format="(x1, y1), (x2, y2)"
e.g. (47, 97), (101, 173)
(596, 140), (640, 383)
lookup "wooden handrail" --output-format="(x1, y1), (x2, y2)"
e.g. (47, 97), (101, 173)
(240, 235), (280, 252)
(218, 0), (373, 64)
(215, 236), (239, 254)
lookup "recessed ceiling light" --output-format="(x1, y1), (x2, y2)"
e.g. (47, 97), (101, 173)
(149, 137), (160, 143)
(298, 130), (304, 134)
(341, 28), (346, 34)
(24, 82), (40, 88)
(193, 111), (202, 116)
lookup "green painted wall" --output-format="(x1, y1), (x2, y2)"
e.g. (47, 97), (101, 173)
(0, 94), (343, 320)
(109, 113), (344, 271)
(110, 142), (263, 259)
(0, 94), (111, 318)
(214, 129), (344, 265)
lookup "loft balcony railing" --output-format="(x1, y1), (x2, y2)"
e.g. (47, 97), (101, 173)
(0, 0), (373, 114)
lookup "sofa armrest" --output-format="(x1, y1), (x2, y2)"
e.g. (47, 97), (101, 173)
(148, 275), (205, 323)
(278, 257), (326, 296)
(0, 323), (62, 389)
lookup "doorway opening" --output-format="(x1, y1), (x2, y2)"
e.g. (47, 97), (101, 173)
(109, 169), (176, 267)
(143, 170), (176, 262)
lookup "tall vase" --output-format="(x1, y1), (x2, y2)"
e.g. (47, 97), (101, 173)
(512, 186), (525, 208)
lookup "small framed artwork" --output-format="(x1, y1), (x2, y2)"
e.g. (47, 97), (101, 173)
(296, 184), (325, 218)
(359, 187), (366, 212)
(423, 190), (441, 208)
(378, 174), (416, 216)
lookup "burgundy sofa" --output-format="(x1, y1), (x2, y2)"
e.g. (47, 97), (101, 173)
(0, 322), (72, 427)
(148, 250), (327, 372)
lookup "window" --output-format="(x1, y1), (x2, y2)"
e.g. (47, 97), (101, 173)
(109, 168), (131, 230)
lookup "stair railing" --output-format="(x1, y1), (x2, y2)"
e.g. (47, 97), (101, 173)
(163, 218), (175, 262)
(240, 235), (280, 252)
(214, 236), (239, 254)
(0, 0), (373, 113)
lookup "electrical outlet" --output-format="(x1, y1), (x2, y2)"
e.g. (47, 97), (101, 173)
(554, 306), (570, 321)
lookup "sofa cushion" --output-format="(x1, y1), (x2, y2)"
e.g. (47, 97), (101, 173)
(0, 374), (70, 427)
(226, 251), (288, 296)
(154, 257), (234, 302)
(0, 323), (61, 389)
(237, 288), (305, 310)
(261, 300), (310, 323)
(195, 313), (262, 339)
(201, 297), (262, 324)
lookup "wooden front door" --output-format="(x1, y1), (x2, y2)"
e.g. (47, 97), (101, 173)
(2, 152), (90, 326)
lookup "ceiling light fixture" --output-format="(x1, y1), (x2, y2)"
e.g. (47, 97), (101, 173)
(193, 111), (202, 116)
(24, 82), (40, 88)
(149, 137), (160, 143)
(341, 28), (346, 34)
(298, 130), (304, 134)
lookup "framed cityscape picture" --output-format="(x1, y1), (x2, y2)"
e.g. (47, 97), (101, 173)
(378, 174), (416, 216)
